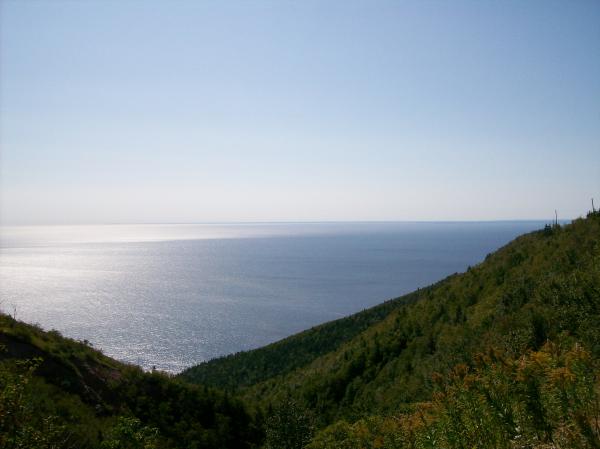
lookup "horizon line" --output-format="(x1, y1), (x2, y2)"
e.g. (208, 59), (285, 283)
(0, 218), (576, 227)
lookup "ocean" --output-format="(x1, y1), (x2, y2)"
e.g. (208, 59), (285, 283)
(0, 221), (545, 372)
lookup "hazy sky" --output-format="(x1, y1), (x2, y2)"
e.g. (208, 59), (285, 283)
(1, 0), (599, 224)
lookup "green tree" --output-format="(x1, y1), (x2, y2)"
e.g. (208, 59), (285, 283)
(100, 416), (158, 449)
(0, 354), (67, 449)
(265, 397), (314, 449)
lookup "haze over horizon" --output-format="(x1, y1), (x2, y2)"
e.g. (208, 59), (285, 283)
(1, 0), (599, 225)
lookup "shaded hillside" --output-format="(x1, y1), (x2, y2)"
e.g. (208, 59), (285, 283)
(184, 213), (600, 429)
(0, 314), (261, 449)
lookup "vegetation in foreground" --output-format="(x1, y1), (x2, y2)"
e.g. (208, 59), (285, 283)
(0, 314), (262, 448)
(1, 210), (599, 448)
(307, 340), (599, 449)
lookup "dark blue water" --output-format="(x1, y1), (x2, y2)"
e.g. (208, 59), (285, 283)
(0, 221), (545, 372)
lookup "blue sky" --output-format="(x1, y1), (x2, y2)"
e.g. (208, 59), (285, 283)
(1, 0), (599, 223)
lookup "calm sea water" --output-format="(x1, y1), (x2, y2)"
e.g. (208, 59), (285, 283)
(0, 222), (544, 373)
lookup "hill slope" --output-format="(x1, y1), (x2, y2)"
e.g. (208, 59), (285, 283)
(183, 214), (600, 430)
(179, 287), (426, 390)
(0, 314), (262, 448)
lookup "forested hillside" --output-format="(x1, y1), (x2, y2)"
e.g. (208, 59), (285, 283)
(180, 287), (426, 390)
(185, 212), (600, 447)
(0, 314), (262, 448)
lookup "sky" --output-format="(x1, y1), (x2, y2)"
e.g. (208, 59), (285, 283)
(1, 0), (599, 224)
